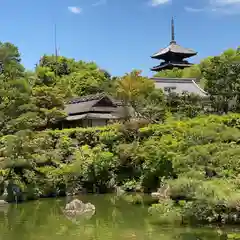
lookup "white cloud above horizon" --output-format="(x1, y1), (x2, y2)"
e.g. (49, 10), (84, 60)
(212, 0), (240, 5)
(66, 1), (240, 16)
(185, 0), (240, 15)
(147, 0), (240, 14)
(68, 6), (82, 14)
(149, 0), (171, 7)
(184, 6), (205, 12)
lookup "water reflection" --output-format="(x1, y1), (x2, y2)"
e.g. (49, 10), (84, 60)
(0, 194), (236, 240)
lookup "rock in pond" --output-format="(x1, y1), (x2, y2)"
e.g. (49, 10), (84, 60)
(63, 199), (95, 222)
(0, 200), (8, 205)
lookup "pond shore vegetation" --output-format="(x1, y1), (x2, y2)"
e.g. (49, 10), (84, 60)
(0, 42), (240, 226)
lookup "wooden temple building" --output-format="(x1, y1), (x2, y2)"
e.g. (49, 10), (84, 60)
(61, 94), (133, 128)
(151, 17), (197, 72)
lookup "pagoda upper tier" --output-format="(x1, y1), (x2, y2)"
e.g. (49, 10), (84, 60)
(151, 18), (197, 72)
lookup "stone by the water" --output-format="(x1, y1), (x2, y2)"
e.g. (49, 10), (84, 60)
(151, 192), (161, 199)
(0, 200), (8, 204)
(63, 199), (95, 221)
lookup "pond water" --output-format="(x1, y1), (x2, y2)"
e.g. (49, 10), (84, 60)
(0, 194), (238, 240)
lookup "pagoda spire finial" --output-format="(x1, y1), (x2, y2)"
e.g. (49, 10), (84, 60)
(171, 17), (176, 44)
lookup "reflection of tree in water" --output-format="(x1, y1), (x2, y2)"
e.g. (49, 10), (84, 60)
(0, 195), (235, 240)
(0, 204), (9, 237)
(177, 230), (224, 240)
(0, 200), (74, 240)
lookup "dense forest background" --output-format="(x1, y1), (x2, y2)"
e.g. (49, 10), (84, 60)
(0, 42), (240, 225)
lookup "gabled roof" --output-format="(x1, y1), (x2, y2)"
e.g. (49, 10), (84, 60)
(152, 77), (207, 97)
(67, 93), (107, 104)
(65, 99), (99, 115)
(64, 94), (134, 121)
(67, 93), (123, 105)
(65, 94), (118, 115)
(151, 42), (197, 59)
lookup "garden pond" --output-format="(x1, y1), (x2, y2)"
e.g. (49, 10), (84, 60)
(0, 194), (239, 240)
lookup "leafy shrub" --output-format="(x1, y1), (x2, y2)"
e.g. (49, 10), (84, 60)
(150, 178), (240, 224)
(148, 199), (182, 224)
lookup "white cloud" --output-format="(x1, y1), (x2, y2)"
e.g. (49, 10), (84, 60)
(150, 0), (171, 7)
(211, 0), (240, 5)
(185, 0), (240, 14)
(184, 6), (205, 12)
(68, 6), (82, 14)
(92, 0), (107, 7)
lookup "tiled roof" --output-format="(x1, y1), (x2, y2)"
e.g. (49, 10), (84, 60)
(151, 42), (197, 59)
(152, 77), (207, 97)
(67, 93), (105, 104)
(67, 93), (123, 106)
(64, 94), (126, 117)
(65, 100), (100, 115)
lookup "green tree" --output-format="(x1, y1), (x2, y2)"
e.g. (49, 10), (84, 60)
(202, 49), (240, 113)
(154, 67), (183, 78)
(114, 70), (155, 120)
(0, 42), (25, 80)
(0, 75), (42, 135)
(135, 88), (167, 123)
(61, 70), (110, 96)
(38, 55), (111, 97)
(165, 92), (205, 118)
(115, 70), (155, 106)
(182, 65), (202, 79)
(31, 84), (66, 129)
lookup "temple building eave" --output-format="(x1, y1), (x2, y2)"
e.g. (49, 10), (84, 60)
(151, 43), (197, 60)
(151, 62), (193, 72)
(151, 50), (197, 60)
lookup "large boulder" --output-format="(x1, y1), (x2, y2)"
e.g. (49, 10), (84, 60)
(63, 199), (95, 222)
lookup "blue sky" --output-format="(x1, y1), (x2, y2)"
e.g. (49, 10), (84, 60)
(0, 0), (239, 77)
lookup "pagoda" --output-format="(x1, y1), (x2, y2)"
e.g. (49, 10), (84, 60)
(151, 18), (197, 72)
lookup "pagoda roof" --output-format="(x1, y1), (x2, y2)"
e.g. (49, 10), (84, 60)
(151, 41), (197, 60)
(151, 17), (197, 60)
(151, 61), (193, 72)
